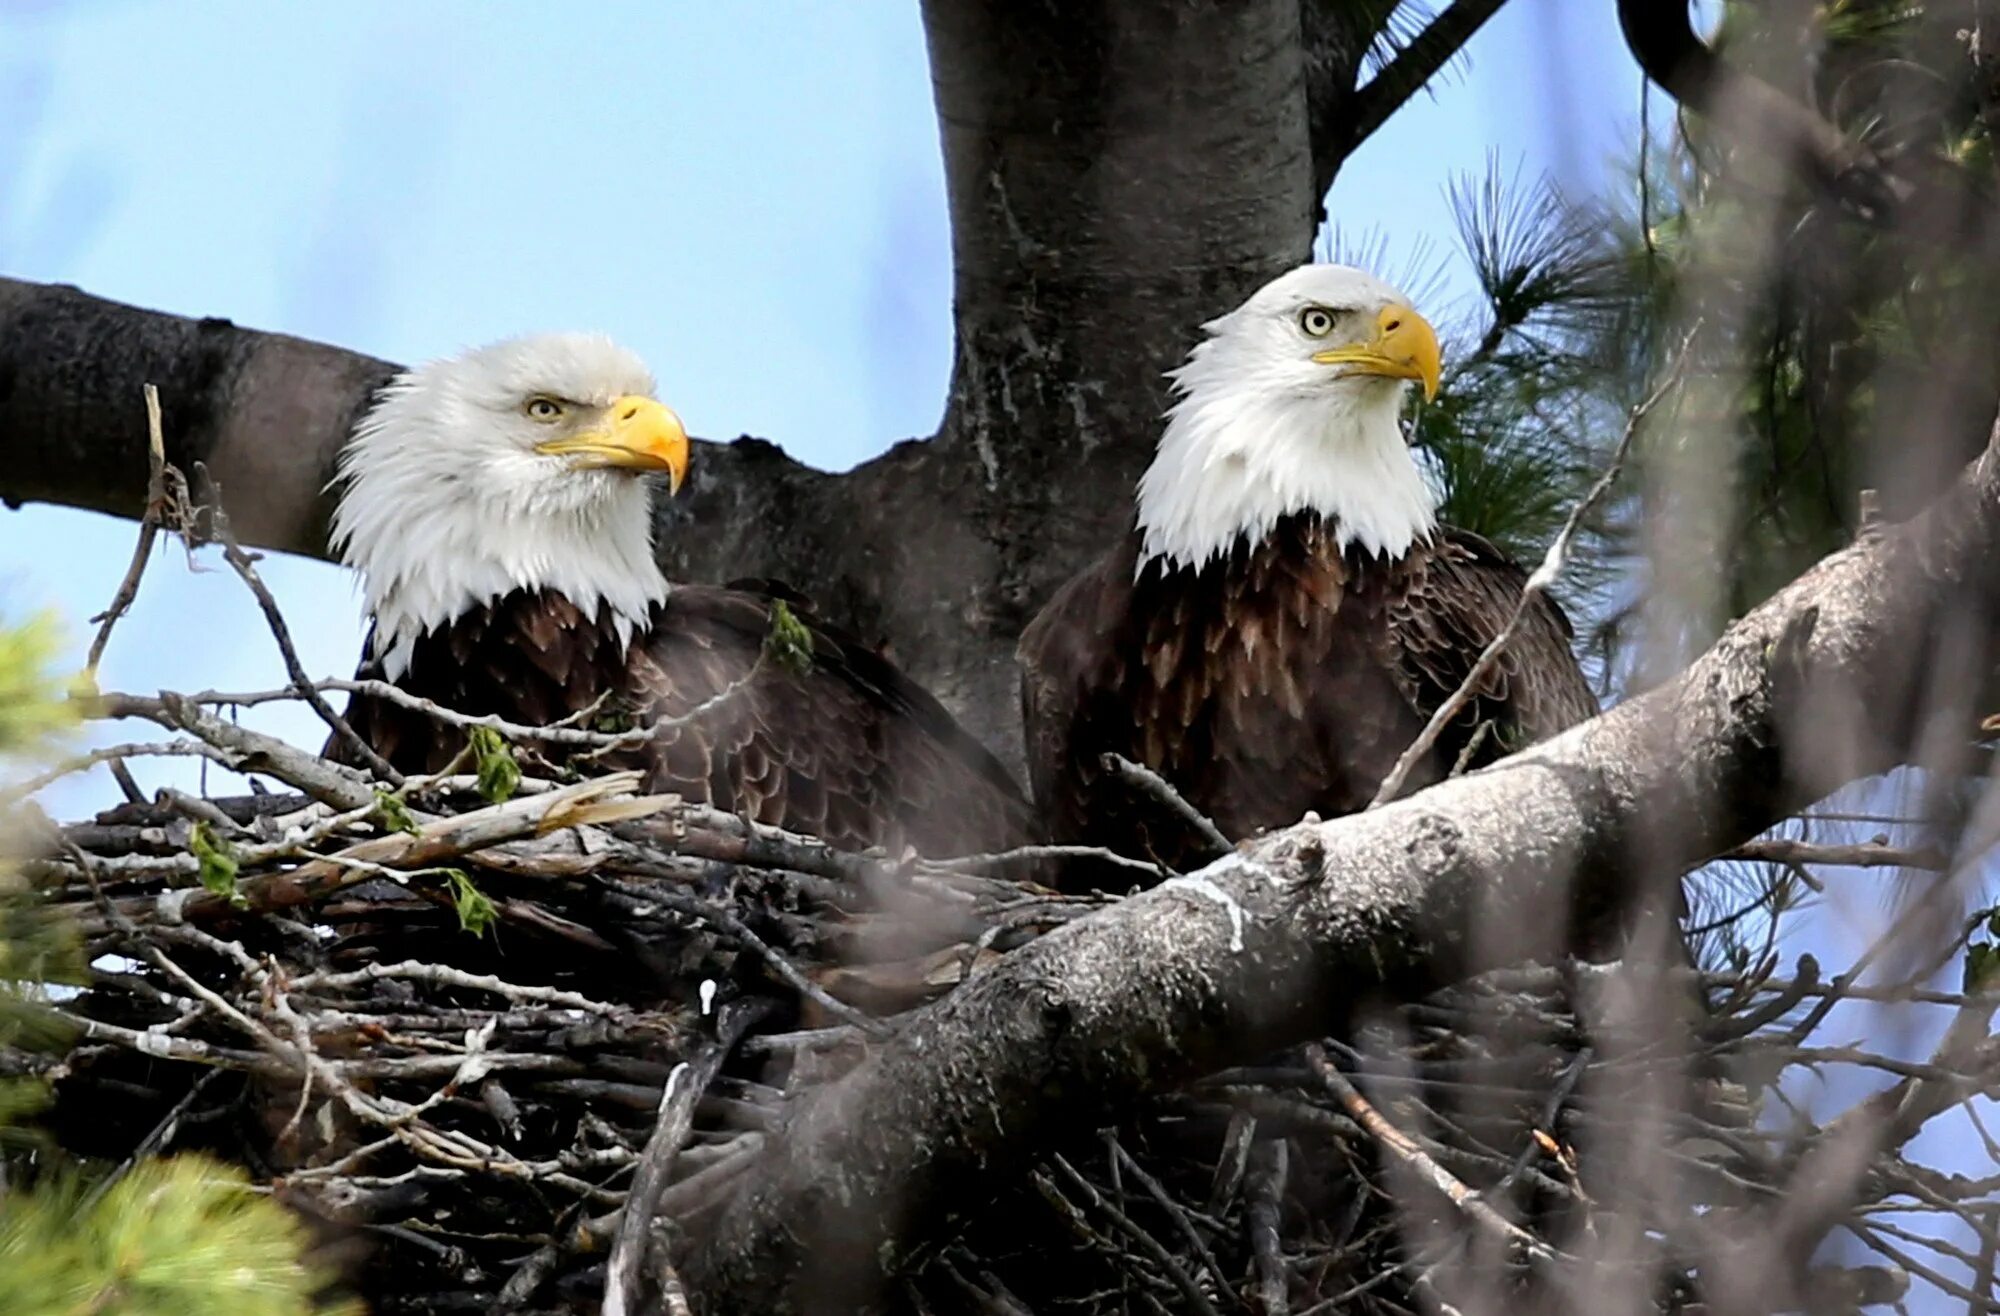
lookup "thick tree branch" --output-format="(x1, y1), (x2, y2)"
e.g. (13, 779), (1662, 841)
(0, 277), (811, 568)
(1316, 0), (1508, 202)
(681, 424), (2000, 1313)
(0, 278), (397, 555)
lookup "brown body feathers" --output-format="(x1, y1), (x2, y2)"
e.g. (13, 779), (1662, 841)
(1018, 514), (1597, 880)
(336, 582), (1035, 857)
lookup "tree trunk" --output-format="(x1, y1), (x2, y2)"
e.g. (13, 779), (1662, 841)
(675, 0), (1321, 764)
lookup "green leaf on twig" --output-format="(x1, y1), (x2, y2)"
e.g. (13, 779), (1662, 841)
(444, 868), (497, 938)
(468, 726), (519, 804)
(763, 599), (815, 675)
(188, 821), (242, 907)
(372, 790), (420, 836)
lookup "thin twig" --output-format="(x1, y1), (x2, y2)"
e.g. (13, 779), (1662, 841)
(1370, 323), (1700, 808)
(1723, 837), (1949, 870)
(106, 757), (146, 804)
(190, 662), (764, 752)
(75, 1069), (225, 1212)
(1304, 1045), (1554, 1265)
(203, 493), (402, 783)
(596, 875), (893, 1039)
(1247, 1138), (1290, 1316)
(1049, 1153), (1223, 1316)
(0, 740), (238, 808)
(1102, 753), (1232, 857)
(1107, 1133), (1240, 1309)
(603, 999), (768, 1316)
(83, 383), (171, 674)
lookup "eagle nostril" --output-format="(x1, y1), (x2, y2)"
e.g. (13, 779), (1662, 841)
(1384, 317), (1403, 333)
(618, 403), (641, 423)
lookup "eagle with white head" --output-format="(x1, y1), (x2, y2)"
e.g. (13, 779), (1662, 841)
(329, 333), (1033, 856)
(1018, 264), (1597, 879)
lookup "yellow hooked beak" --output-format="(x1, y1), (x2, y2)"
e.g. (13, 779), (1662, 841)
(535, 395), (690, 494)
(1311, 305), (1442, 402)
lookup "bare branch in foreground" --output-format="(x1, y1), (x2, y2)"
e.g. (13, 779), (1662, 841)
(1102, 752), (1233, 859)
(604, 999), (770, 1316)
(1723, 837), (1950, 871)
(678, 414), (2000, 1311)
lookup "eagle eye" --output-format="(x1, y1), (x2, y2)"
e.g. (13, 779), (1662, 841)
(1298, 307), (1337, 338)
(524, 397), (565, 422)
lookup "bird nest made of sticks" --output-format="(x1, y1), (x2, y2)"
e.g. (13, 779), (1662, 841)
(1, 732), (1925, 1316)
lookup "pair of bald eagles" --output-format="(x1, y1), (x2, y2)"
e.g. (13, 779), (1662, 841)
(330, 266), (1594, 880)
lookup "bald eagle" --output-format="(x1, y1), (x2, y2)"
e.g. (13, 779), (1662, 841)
(1018, 265), (1597, 879)
(328, 333), (1033, 856)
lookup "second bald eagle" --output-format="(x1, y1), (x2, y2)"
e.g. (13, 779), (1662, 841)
(1019, 265), (1597, 877)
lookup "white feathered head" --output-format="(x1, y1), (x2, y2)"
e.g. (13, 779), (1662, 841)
(1136, 264), (1443, 572)
(329, 332), (687, 677)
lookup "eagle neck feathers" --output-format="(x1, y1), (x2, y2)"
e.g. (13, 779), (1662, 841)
(1134, 371), (1437, 574)
(330, 387), (670, 681)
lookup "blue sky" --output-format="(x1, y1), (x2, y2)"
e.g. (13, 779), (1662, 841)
(0, 0), (1662, 821)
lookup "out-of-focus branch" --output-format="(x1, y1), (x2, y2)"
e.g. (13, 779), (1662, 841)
(1724, 837), (1949, 870)
(1702, 992), (2000, 1311)
(1305, 1044), (1551, 1263)
(83, 384), (173, 673)
(1372, 325), (1695, 808)
(1616, 0), (1914, 220)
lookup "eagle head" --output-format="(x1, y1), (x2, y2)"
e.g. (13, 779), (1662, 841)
(1136, 264), (1443, 573)
(329, 332), (685, 678)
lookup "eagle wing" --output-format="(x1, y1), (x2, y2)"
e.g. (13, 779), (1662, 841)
(1017, 542), (1137, 853)
(1379, 528), (1599, 758)
(635, 583), (1037, 856)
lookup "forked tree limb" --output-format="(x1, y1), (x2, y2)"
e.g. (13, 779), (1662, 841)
(680, 421), (2000, 1313)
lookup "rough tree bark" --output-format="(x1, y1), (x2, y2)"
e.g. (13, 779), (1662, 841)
(0, 1), (1484, 766)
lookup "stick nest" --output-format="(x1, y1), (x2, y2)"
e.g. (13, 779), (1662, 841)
(6, 748), (1936, 1315)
